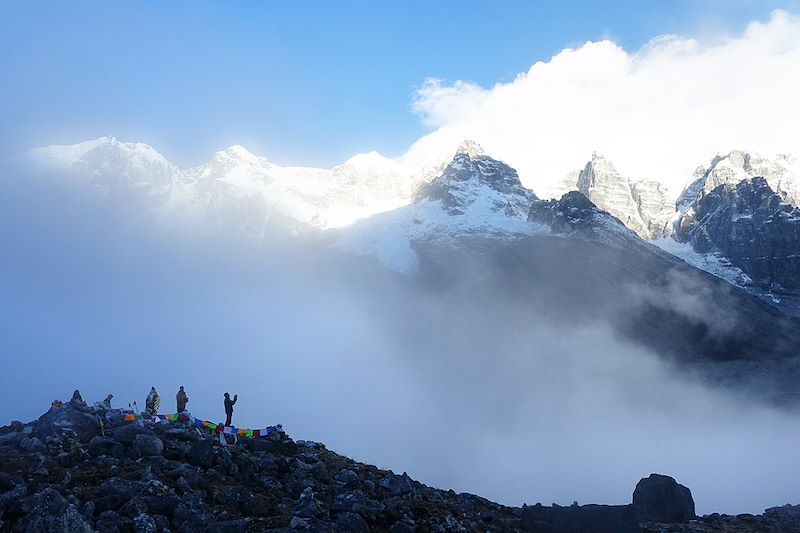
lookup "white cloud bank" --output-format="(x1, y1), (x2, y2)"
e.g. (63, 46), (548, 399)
(402, 10), (800, 199)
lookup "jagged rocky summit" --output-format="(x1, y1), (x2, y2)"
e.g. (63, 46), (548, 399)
(556, 150), (800, 312)
(414, 141), (537, 218)
(337, 141), (546, 273)
(675, 177), (800, 292)
(2, 399), (799, 532)
(557, 153), (674, 240)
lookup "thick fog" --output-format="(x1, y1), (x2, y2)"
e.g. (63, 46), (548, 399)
(1, 166), (798, 516)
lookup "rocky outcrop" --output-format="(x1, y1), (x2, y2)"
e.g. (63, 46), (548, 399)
(629, 179), (675, 238)
(677, 150), (800, 213)
(564, 153), (674, 239)
(527, 191), (642, 249)
(675, 177), (800, 291)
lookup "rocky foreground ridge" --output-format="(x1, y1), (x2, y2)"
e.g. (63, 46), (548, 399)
(1, 402), (799, 532)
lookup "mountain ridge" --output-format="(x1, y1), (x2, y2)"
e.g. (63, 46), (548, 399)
(2, 401), (799, 532)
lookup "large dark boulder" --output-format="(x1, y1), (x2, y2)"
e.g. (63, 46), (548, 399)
(632, 473), (695, 524)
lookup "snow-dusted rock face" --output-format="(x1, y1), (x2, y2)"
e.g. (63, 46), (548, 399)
(415, 141), (537, 217)
(566, 153), (674, 239)
(338, 143), (546, 272)
(527, 191), (648, 250)
(675, 177), (800, 291)
(629, 180), (675, 239)
(666, 151), (800, 304)
(676, 150), (800, 213)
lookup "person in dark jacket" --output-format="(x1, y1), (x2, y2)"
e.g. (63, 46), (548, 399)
(70, 389), (90, 412)
(224, 392), (237, 426)
(176, 386), (188, 413)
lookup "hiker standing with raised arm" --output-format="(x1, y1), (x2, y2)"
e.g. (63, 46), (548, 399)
(224, 392), (237, 426)
(176, 386), (188, 413)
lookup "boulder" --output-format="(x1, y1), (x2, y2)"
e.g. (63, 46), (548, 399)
(334, 511), (370, 532)
(133, 435), (164, 457)
(173, 492), (210, 532)
(164, 427), (198, 442)
(34, 404), (100, 442)
(389, 522), (415, 533)
(96, 509), (130, 532)
(334, 469), (360, 489)
(188, 439), (215, 468)
(0, 471), (20, 492)
(332, 490), (384, 519)
(380, 472), (413, 496)
(19, 436), (46, 453)
(132, 513), (158, 533)
(632, 473), (695, 524)
(19, 487), (93, 533)
(206, 518), (252, 533)
(88, 436), (119, 457)
(112, 424), (150, 445)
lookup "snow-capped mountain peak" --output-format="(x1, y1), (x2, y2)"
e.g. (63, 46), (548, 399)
(213, 145), (267, 166)
(415, 143), (537, 216)
(453, 139), (486, 159)
(30, 136), (173, 171)
(338, 146), (544, 272)
(28, 136), (178, 197)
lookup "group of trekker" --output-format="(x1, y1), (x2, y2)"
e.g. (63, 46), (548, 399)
(65, 387), (240, 427)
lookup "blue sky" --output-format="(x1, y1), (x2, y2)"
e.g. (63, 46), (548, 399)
(1, 0), (798, 167)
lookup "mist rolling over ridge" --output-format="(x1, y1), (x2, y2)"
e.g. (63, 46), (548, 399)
(2, 164), (799, 517)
